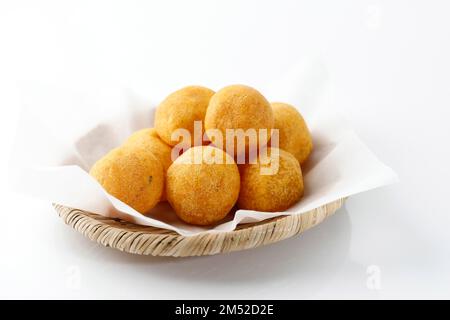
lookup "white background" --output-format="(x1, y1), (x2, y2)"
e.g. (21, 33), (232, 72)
(1, 0), (449, 299)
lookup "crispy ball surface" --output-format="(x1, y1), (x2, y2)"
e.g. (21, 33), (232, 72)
(238, 148), (304, 212)
(89, 147), (164, 214)
(123, 128), (173, 201)
(205, 85), (274, 156)
(271, 102), (313, 164)
(155, 86), (215, 147)
(166, 146), (240, 225)
(124, 128), (173, 172)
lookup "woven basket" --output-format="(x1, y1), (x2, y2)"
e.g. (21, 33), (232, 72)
(54, 198), (345, 257)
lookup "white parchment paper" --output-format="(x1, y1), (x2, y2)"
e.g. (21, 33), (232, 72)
(9, 65), (398, 236)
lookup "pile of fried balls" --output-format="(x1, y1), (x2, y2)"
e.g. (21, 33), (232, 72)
(90, 85), (313, 226)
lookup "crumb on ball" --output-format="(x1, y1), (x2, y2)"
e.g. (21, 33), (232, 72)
(123, 128), (173, 173)
(89, 147), (164, 214)
(123, 128), (173, 201)
(205, 84), (274, 159)
(166, 146), (240, 225)
(271, 102), (313, 164)
(155, 86), (215, 147)
(238, 148), (304, 212)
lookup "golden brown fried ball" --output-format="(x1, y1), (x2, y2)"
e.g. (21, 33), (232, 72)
(89, 147), (164, 214)
(155, 86), (215, 147)
(124, 128), (173, 172)
(123, 128), (173, 201)
(238, 148), (304, 212)
(166, 146), (240, 225)
(204, 85), (274, 157)
(271, 102), (313, 164)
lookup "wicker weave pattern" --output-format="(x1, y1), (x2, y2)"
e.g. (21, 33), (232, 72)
(54, 198), (345, 257)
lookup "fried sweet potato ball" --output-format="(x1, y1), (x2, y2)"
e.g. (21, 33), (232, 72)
(271, 102), (313, 164)
(124, 128), (173, 172)
(155, 86), (215, 147)
(238, 148), (304, 212)
(204, 85), (274, 158)
(123, 128), (173, 201)
(89, 147), (164, 214)
(166, 146), (240, 225)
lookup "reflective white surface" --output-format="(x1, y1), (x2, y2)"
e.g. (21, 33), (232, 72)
(1, 0), (449, 299)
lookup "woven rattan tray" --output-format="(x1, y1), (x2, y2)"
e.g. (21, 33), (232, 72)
(53, 198), (345, 257)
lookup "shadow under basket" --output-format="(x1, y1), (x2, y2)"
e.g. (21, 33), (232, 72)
(53, 198), (346, 257)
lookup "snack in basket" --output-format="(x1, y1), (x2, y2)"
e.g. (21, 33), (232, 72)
(271, 102), (313, 164)
(89, 84), (312, 226)
(237, 148), (304, 212)
(204, 84), (274, 157)
(123, 128), (172, 200)
(155, 85), (215, 147)
(90, 147), (164, 214)
(166, 145), (240, 225)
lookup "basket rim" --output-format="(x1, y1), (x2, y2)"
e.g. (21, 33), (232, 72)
(54, 198), (346, 257)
